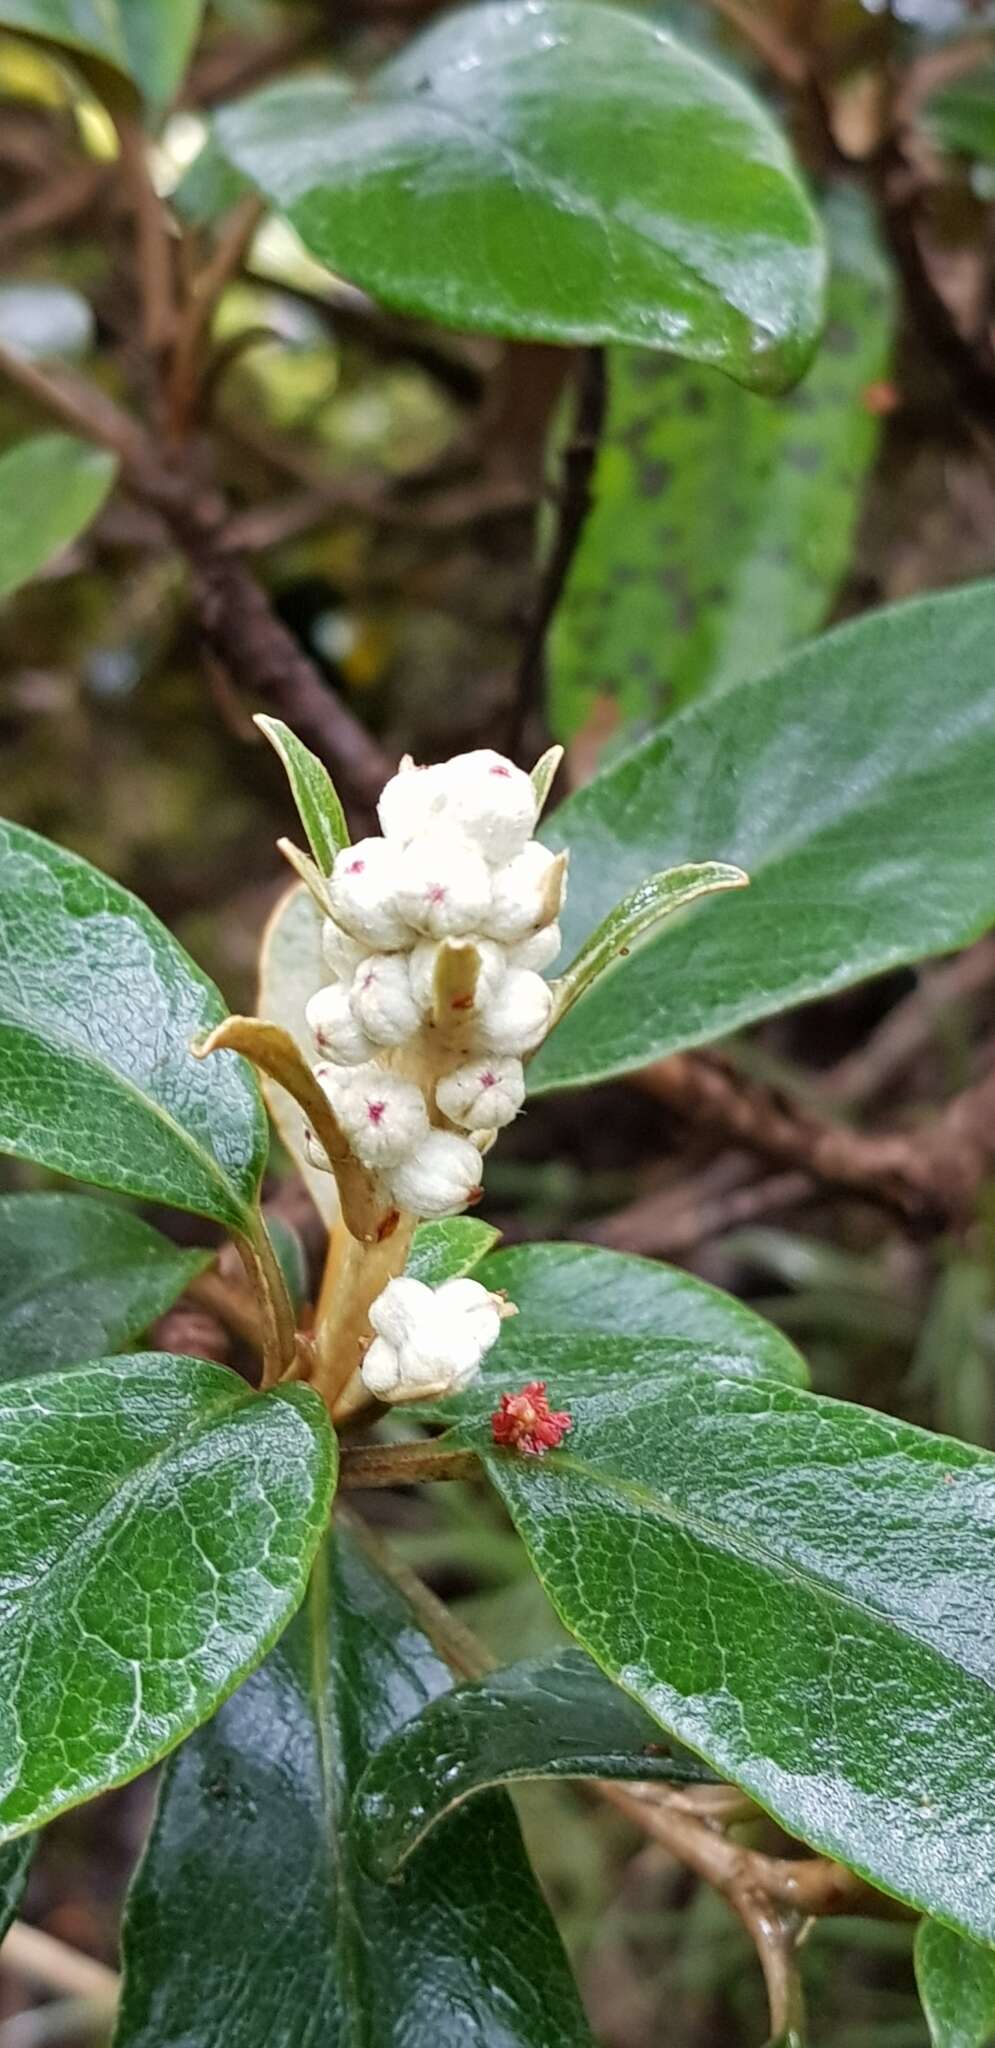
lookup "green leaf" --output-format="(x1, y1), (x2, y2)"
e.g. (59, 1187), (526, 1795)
(256, 716), (349, 876)
(0, 1353), (334, 1841)
(265, 1213), (309, 1315)
(214, 1), (826, 389)
(406, 1217), (501, 1289)
(552, 860), (747, 1023)
(476, 1241), (808, 1386)
(115, 1528), (594, 2048)
(0, 1192), (210, 1380)
(353, 1645), (716, 1878)
(916, 1920), (995, 2048)
(927, 64), (995, 166)
(549, 187), (895, 736)
(0, 1839), (34, 1940)
(0, 435), (115, 604)
(0, 282), (95, 362)
(447, 1361), (995, 1945)
(0, 821), (267, 1231)
(533, 578), (995, 1092)
(257, 880), (335, 1225)
(0, 0), (205, 103)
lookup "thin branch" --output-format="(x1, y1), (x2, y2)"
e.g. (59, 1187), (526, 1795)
(339, 1442), (482, 1489)
(819, 935), (995, 1107)
(700, 0), (810, 84)
(1, 1924), (118, 2014)
(187, 1268), (262, 1350)
(583, 1163), (814, 1257)
(114, 116), (175, 357)
(168, 195), (264, 439)
(509, 346), (606, 754)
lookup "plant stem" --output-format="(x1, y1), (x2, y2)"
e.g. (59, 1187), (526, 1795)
(188, 1267), (262, 1350)
(339, 1442), (482, 1488)
(1, 1924), (118, 2014)
(237, 1218), (297, 1387)
(313, 1212), (417, 1415)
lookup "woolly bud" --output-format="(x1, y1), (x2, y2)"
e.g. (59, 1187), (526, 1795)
(389, 1129), (484, 1219)
(321, 918), (366, 982)
(409, 935), (507, 1020)
(439, 749), (538, 864)
(306, 983), (376, 1066)
(329, 839), (410, 950)
(484, 842), (567, 943)
(361, 1274), (505, 1402)
(478, 968), (553, 1056)
(436, 1055), (525, 1131)
(377, 757), (448, 844)
(394, 830), (492, 938)
(350, 953), (421, 1047)
(316, 1062), (428, 1169)
(507, 922), (562, 973)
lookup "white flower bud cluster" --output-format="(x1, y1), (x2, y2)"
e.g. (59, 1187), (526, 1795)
(361, 1275), (507, 1402)
(303, 749), (567, 1220)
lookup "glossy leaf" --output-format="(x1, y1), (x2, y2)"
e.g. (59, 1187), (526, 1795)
(257, 880), (335, 1225)
(354, 1645), (715, 1877)
(0, 0), (205, 103)
(0, 1839), (34, 1941)
(214, 1), (826, 388)
(0, 435), (115, 604)
(916, 1919), (995, 2048)
(447, 1361), (995, 1944)
(0, 821), (267, 1231)
(0, 1353), (334, 1841)
(475, 1241), (807, 1386)
(533, 579), (995, 1092)
(256, 716), (349, 876)
(115, 1528), (593, 2048)
(0, 1192), (209, 1380)
(552, 861), (747, 1023)
(406, 1218), (501, 1289)
(550, 188), (895, 735)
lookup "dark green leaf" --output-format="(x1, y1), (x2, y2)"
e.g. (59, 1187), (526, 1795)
(916, 1919), (995, 2047)
(448, 1361), (995, 1944)
(549, 187), (895, 735)
(0, 1353), (334, 1841)
(0, 1192), (210, 1380)
(354, 1645), (716, 1877)
(266, 1213), (309, 1315)
(477, 1241), (808, 1386)
(0, 0), (205, 102)
(928, 64), (995, 166)
(214, 1), (826, 389)
(115, 1528), (593, 2047)
(0, 821), (267, 1231)
(0, 435), (115, 603)
(533, 579), (995, 1092)
(256, 716), (349, 875)
(0, 1839), (34, 1941)
(0, 282), (95, 362)
(406, 1218), (501, 1290)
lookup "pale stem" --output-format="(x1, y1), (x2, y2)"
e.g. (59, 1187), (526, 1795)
(236, 1218), (297, 1388)
(311, 1210), (417, 1414)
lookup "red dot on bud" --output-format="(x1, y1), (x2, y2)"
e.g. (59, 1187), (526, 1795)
(367, 1100), (386, 1125)
(347, 858), (365, 874)
(491, 1381), (573, 1457)
(479, 1071), (497, 1089)
(490, 764), (512, 778)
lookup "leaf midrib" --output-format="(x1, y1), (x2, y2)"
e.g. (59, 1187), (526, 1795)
(488, 1439), (995, 1704)
(0, 992), (255, 1227)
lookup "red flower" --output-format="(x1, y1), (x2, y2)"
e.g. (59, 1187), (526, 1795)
(490, 1381), (572, 1457)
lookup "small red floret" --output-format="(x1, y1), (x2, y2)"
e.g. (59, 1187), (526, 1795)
(491, 1381), (572, 1457)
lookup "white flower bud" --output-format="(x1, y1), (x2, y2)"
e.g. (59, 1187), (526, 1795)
(409, 935), (507, 1019)
(328, 839), (411, 950)
(369, 1275), (435, 1348)
(377, 758), (448, 843)
(438, 749), (538, 864)
(316, 1063), (428, 1169)
(478, 968), (553, 1056)
(483, 842), (566, 943)
(321, 918), (366, 981)
(306, 984), (376, 1065)
(360, 1274), (505, 1402)
(507, 921), (562, 973)
(388, 1129), (484, 1218)
(350, 953), (421, 1047)
(436, 1055), (525, 1131)
(394, 830), (492, 938)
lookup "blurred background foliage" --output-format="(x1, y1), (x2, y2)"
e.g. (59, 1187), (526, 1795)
(4, 0), (995, 2041)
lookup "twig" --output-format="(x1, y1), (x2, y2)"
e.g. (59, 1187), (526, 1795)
(168, 195), (264, 439)
(1, 1924), (118, 2014)
(509, 346), (606, 754)
(187, 1268), (262, 1350)
(339, 1442), (482, 1489)
(583, 1162), (814, 1257)
(0, 162), (108, 260)
(701, 0), (810, 85)
(819, 935), (995, 1106)
(114, 116), (175, 357)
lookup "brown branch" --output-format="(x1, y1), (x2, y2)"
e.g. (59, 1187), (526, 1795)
(339, 1442), (482, 1489)
(509, 345), (606, 755)
(583, 1159), (814, 1257)
(167, 194), (264, 439)
(1, 1924), (119, 2013)
(114, 115), (176, 357)
(819, 935), (995, 1107)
